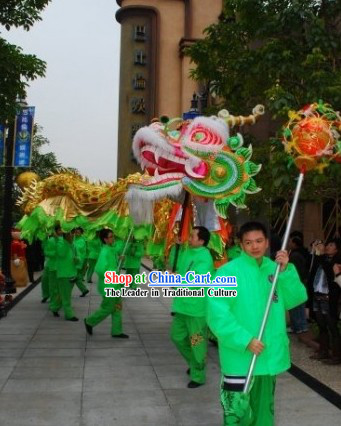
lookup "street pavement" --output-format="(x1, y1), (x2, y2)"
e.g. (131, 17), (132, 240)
(0, 273), (340, 426)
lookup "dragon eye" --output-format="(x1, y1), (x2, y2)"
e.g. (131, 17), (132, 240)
(212, 165), (227, 180)
(189, 125), (222, 146)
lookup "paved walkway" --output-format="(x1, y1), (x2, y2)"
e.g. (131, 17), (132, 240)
(0, 274), (340, 426)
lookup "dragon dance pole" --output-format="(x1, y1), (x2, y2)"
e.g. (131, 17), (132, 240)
(118, 227), (134, 273)
(172, 191), (190, 272)
(243, 171), (305, 393)
(243, 99), (341, 393)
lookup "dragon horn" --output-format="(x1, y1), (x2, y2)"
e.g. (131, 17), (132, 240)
(219, 104), (265, 127)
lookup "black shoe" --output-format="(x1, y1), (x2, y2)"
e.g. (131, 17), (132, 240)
(170, 312), (175, 316)
(80, 290), (89, 297)
(84, 319), (93, 335)
(186, 368), (190, 375)
(187, 380), (203, 389)
(66, 317), (79, 322)
(112, 333), (129, 339)
(41, 297), (48, 303)
(52, 311), (60, 317)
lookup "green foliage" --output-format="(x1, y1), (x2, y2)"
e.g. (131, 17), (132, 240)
(0, 1), (51, 30)
(186, 0), (341, 215)
(0, 38), (46, 121)
(187, 0), (341, 117)
(0, 0), (51, 122)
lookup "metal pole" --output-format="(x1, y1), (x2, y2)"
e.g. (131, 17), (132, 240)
(243, 172), (305, 393)
(1, 120), (16, 293)
(172, 192), (190, 272)
(118, 227), (134, 273)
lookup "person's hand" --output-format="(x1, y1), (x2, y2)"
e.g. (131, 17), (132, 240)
(333, 264), (341, 276)
(13, 258), (21, 267)
(247, 338), (264, 355)
(275, 250), (289, 271)
(312, 240), (324, 255)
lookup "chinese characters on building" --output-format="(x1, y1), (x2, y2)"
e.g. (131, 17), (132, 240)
(131, 25), (148, 143)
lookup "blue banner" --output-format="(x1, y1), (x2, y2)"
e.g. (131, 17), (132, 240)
(13, 106), (35, 167)
(0, 124), (5, 166)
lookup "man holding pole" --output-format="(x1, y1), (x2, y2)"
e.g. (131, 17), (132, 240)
(84, 228), (129, 338)
(208, 221), (307, 425)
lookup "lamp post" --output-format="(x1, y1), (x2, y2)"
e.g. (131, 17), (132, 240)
(1, 99), (28, 294)
(1, 118), (16, 293)
(182, 93), (200, 121)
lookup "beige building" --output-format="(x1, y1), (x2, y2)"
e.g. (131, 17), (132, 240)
(115, 0), (223, 177)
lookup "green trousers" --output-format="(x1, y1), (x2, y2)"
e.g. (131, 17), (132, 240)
(48, 270), (61, 313)
(75, 268), (88, 294)
(85, 296), (123, 335)
(41, 268), (50, 300)
(170, 313), (207, 384)
(208, 327), (218, 344)
(57, 277), (76, 319)
(220, 375), (276, 426)
(87, 258), (97, 282)
(126, 268), (140, 289)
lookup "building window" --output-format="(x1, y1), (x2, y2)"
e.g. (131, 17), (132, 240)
(134, 50), (146, 65)
(133, 74), (146, 90)
(134, 25), (147, 41)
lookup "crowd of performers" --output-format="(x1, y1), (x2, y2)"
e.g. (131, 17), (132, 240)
(39, 225), (143, 334)
(34, 221), (341, 425)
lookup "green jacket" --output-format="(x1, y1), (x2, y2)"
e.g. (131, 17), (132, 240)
(87, 237), (101, 260)
(95, 244), (119, 296)
(73, 236), (87, 270)
(124, 241), (144, 269)
(207, 251), (307, 376)
(43, 237), (57, 272)
(56, 237), (77, 279)
(172, 246), (214, 317)
(227, 244), (242, 260)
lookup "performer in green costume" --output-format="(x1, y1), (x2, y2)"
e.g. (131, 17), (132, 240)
(56, 232), (79, 321)
(170, 226), (214, 388)
(124, 238), (144, 289)
(43, 224), (63, 316)
(84, 229), (129, 338)
(73, 228), (89, 297)
(208, 222), (307, 425)
(86, 231), (101, 283)
(40, 241), (50, 304)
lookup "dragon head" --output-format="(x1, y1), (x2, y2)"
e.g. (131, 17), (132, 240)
(127, 105), (264, 218)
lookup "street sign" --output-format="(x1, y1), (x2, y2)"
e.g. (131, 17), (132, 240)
(13, 106), (35, 167)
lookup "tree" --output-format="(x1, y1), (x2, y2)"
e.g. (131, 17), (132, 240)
(186, 0), (341, 217)
(0, 0), (51, 122)
(187, 0), (341, 118)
